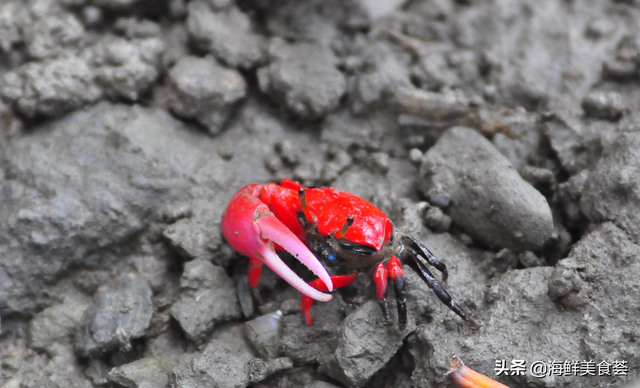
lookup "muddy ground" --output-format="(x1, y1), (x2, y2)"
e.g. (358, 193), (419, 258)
(1, 0), (640, 387)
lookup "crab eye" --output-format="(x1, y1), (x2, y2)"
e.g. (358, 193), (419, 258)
(327, 253), (337, 261)
(338, 242), (378, 256)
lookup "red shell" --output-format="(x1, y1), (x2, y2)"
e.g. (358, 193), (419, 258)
(258, 179), (393, 251)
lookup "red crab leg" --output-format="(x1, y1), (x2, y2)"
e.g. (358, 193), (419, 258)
(248, 256), (263, 289)
(222, 184), (333, 301)
(374, 257), (407, 329)
(301, 274), (357, 325)
(373, 263), (390, 322)
(387, 256), (407, 330)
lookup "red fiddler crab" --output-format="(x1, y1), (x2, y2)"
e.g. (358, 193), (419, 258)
(221, 179), (471, 330)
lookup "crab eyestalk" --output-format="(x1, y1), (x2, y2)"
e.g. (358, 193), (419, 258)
(298, 187), (315, 224)
(334, 215), (354, 239)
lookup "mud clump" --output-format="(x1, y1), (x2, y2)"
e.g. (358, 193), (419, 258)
(167, 55), (247, 134)
(258, 39), (346, 120)
(170, 260), (241, 343)
(1, 55), (103, 117)
(75, 274), (153, 358)
(187, 1), (265, 70)
(581, 131), (640, 246)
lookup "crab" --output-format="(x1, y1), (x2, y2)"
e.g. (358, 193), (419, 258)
(221, 179), (471, 329)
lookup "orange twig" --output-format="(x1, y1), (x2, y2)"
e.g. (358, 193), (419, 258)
(446, 356), (511, 388)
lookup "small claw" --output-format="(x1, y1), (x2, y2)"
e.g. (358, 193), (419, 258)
(256, 213), (333, 295)
(258, 244), (332, 302)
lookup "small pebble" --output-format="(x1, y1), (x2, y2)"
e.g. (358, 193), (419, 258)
(169, 0), (188, 19)
(237, 277), (255, 319)
(581, 91), (626, 121)
(585, 18), (616, 40)
(424, 206), (452, 232)
(264, 155), (283, 173)
(459, 233), (473, 246)
(280, 299), (301, 315)
(218, 145), (234, 160)
(368, 152), (390, 174)
(276, 140), (300, 166)
(602, 60), (637, 81)
(427, 188), (451, 208)
(480, 248), (519, 277)
(395, 87), (469, 122)
(519, 251), (546, 268)
(243, 310), (283, 359)
(114, 17), (162, 38)
(259, 301), (280, 315)
(616, 35), (640, 61)
(352, 149), (369, 163)
(162, 203), (192, 223)
(408, 148), (424, 165)
(519, 165), (556, 193)
(293, 162), (321, 184)
(82, 6), (103, 27)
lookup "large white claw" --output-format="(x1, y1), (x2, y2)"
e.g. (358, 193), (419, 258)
(254, 214), (333, 301)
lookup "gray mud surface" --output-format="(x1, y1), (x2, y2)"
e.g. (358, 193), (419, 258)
(1, 1), (640, 387)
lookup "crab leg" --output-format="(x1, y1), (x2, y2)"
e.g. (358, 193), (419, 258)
(387, 256), (407, 330)
(222, 184), (333, 301)
(374, 257), (407, 330)
(408, 253), (470, 321)
(300, 274), (357, 324)
(373, 263), (390, 322)
(248, 257), (263, 289)
(403, 235), (448, 281)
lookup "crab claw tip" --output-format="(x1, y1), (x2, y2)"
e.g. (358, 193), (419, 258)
(255, 214), (333, 299)
(259, 247), (332, 302)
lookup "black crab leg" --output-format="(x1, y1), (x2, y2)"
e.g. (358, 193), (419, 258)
(403, 235), (448, 281)
(405, 247), (471, 322)
(387, 256), (407, 330)
(334, 215), (354, 239)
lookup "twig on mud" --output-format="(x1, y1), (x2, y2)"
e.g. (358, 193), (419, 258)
(446, 356), (511, 388)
